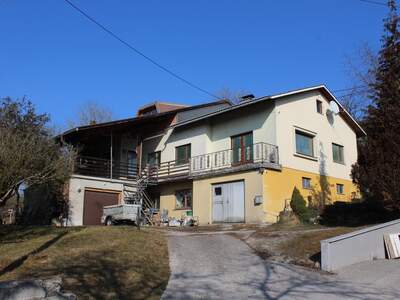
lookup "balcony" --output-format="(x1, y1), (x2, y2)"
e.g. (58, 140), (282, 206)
(150, 142), (280, 182)
(74, 156), (138, 180)
(189, 142), (280, 178)
(73, 142), (280, 183)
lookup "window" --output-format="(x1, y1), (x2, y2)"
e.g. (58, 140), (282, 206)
(336, 184), (344, 194)
(147, 151), (161, 167)
(295, 130), (314, 157)
(175, 144), (191, 165)
(302, 177), (311, 189)
(175, 190), (192, 209)
(214, 187), (222, 196)
(316, 100), (323, 114)
(332, 143), (344, 164)
(231, 132), (253, 164)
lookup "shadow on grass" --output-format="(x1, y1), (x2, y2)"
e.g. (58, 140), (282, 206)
(0, 226), (73, 244)
(0, 231), (69, 277)
(0, 227), (169, 299)
(19, 248), (168, 299)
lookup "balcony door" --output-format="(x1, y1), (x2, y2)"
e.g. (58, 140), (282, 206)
(231, 132), (253, 165)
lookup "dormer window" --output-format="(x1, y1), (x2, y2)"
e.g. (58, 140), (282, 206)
(316, 100), (323, 114)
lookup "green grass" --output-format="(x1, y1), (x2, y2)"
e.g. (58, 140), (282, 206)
(0, 226), (169, 299)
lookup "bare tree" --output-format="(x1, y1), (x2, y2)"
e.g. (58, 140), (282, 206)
(340, 43), (379, 121)
(216, 88), (252, 104)
(0, 97), (76, 209)
(67, 101), (114, 128)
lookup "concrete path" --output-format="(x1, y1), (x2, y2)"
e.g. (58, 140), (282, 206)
(162, 231), (400, 300)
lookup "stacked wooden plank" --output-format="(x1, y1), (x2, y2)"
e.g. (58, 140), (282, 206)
(384, 233), (400, 259)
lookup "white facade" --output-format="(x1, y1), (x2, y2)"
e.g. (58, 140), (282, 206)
(142, 102), (276, 164)
(67, 175), (125, 226)
(141, 89), (359, 182)
(274, 90), (358, 180)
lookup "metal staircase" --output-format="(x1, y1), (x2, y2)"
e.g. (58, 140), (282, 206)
(122, 167), (156, 225)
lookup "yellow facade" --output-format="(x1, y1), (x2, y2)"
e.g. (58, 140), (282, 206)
(192, 171), (265, 225)
(159, 181), (193, 220)
(263, 167), (358, 223)
(158, 167), (358, 224)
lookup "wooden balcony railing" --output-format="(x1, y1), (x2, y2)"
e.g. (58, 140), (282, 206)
(74, 156), (138, 180)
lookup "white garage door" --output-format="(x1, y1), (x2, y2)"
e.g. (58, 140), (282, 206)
(212, 181), (244, 223)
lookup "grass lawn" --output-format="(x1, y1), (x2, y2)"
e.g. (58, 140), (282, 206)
(0, 226), (169, 299)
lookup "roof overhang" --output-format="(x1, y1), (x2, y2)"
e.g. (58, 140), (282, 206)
(57, 99), (232, 142)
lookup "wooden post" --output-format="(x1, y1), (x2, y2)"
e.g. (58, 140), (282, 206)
(110, 131), (113, 179)
(138, 137), (143, 176)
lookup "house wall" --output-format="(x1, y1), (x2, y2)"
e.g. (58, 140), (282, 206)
(275, 90), (358, 180)
(143, 124), (212, 164)
(68, 175), (124, 226)
(158, 181), (193, 220)
(193, 171), (265, 225)
(158, 171), (265, 225)
(141, 101), (276, 166)
(208, 102), (276, 152)
(263, 167), (358, 223)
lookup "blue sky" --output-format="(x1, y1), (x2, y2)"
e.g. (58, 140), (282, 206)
(0, 0), (388, 128)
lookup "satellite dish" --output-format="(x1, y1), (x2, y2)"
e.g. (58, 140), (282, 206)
(329, 101), (340, 115)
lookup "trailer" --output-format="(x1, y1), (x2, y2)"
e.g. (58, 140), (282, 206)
(101, 204), (141, 226)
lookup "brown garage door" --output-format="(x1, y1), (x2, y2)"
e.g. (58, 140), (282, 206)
(83, 190), (119, 225)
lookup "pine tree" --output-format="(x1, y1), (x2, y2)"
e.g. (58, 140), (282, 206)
(352, 0), (400, 212)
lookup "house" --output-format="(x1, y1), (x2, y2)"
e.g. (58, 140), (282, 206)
(59, 85), (365, 226)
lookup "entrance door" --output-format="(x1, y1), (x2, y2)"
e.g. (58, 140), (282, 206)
(231, 132), (253, 165)
(83, 190), (119, 225)
(212, 181), (245, 223)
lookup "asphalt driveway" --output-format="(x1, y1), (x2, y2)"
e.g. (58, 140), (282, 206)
(162, 231), (400, 300)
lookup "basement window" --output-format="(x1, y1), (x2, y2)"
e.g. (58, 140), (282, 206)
(336, 184), (344, 195)
(302, 177), (312, 189)
(175, 189), (192, 209)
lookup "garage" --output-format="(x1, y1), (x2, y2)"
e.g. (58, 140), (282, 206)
(212, 181), (245, 223)
(83, 190), (120, 225)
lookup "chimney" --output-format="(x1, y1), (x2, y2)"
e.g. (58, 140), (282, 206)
(240, 94), (255, 102)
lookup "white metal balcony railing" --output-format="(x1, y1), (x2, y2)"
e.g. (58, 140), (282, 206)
(190, 142), (279, 174)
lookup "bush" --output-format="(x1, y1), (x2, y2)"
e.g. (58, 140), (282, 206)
(290, 187), (317, 223)
(320, 200), (397, 227)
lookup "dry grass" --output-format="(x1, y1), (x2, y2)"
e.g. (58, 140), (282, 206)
(277, 227), (358, 267)
(0, 226), (169, 299)
(237, 224), (360, 269)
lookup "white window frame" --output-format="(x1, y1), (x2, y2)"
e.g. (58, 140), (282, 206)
(293, 126), (318, 161)
(332, 143), (345, 165)
(302, 177), (312, 189)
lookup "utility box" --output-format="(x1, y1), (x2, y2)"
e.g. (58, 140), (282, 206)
(254, 195), (263, 205)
